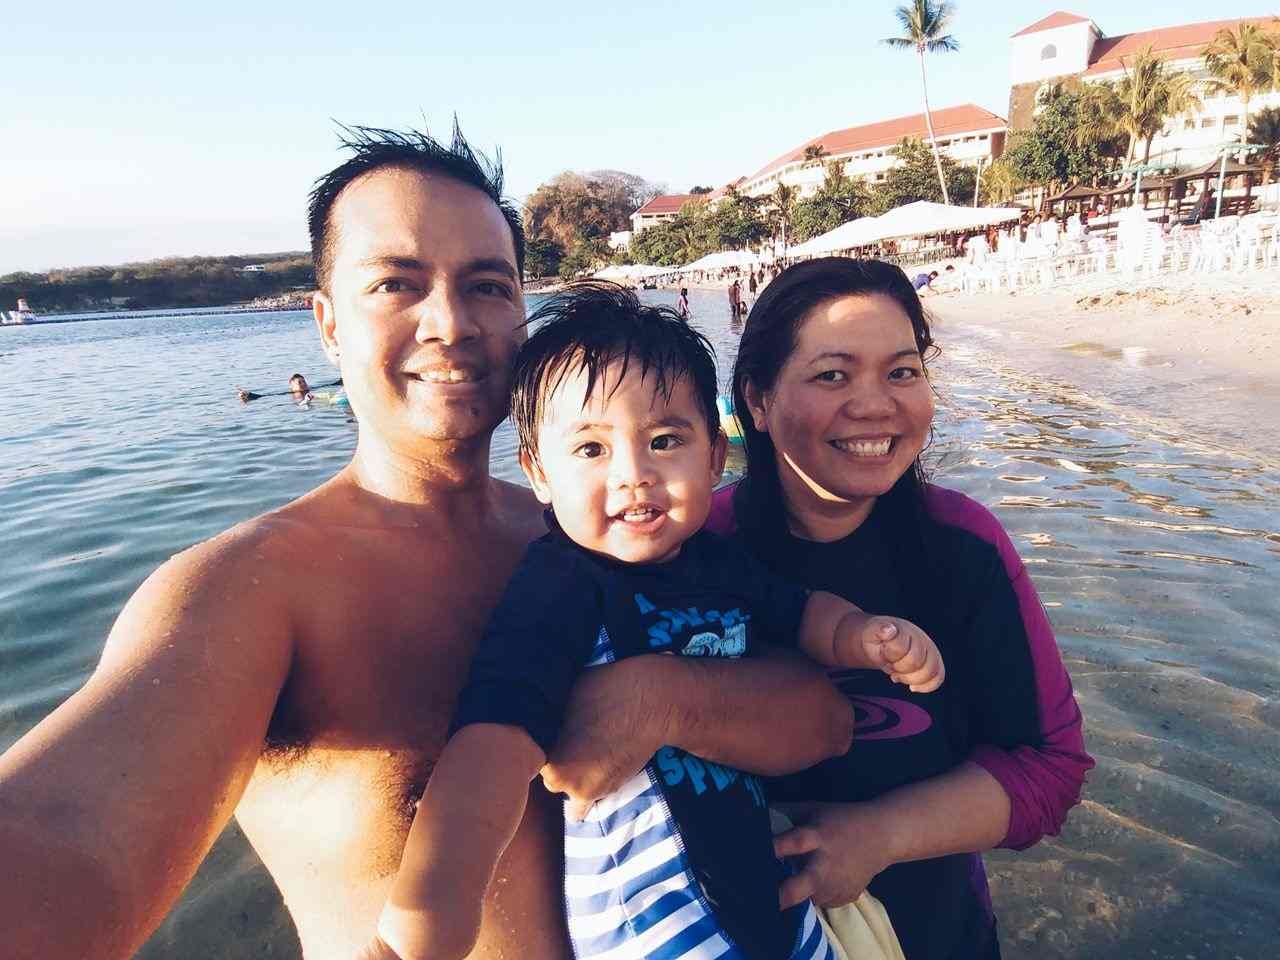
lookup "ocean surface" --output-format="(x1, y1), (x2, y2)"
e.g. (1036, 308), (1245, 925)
(2, 291), (1277, 958)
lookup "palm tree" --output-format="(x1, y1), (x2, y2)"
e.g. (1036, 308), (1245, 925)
(882, 0), (959, 204)
(767, 182), (798, 255)
(1077, 48), (1202, 172)
(802, 144), (829, 168)
(979, 158), (1021, 205)
(1202, 22), (1277, 136)
(1248, 106), (1280, 184)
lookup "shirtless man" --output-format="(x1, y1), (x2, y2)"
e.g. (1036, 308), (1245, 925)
(0, 126), (852, 959)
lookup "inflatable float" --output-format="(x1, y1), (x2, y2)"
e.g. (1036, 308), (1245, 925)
(716, 395), (743, 445)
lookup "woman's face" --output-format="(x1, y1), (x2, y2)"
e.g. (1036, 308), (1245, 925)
(745, 293), (934, 509)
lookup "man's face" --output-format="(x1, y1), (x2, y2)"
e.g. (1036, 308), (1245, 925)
(313, 167), (525, 448)
(521, 361), (727, 565)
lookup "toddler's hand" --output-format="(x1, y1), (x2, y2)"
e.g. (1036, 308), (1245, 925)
(861, 617), (944, 693)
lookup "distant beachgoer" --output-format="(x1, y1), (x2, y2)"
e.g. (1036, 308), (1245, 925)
(911, 270), (939, 293)
(729, 278), (742, 316)
(676, 287), (690, 319)
(1191, 186), (1216, 224)
(236, 373), (324, 405)
(289, 373), (313, 405)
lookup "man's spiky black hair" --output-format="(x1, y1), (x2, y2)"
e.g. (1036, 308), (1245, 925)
(511, 282), (721, 456)
(306, 120), (525, 291)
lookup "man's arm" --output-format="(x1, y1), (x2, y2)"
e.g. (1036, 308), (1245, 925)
(540, 648), (853, 813)
(0, 526), (295, 959)
(371, 724), (546, 960)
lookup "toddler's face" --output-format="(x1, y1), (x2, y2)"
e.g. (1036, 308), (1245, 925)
(522, 361), (726, 564)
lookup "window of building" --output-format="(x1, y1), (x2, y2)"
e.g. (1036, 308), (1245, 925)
(1224, 115), (1240, 127)
(964, 136), (976, 143)
(1201, 117), (1215, 128)
(938, 139), (951, 147)
(875, 172), (886, 182)
(1040, 43), (1057, 60)
(978, 134), (988, 140)
(1184, 119), (1195, 130)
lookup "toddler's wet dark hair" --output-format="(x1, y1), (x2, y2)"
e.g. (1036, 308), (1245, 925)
(512, 282), (720, 457)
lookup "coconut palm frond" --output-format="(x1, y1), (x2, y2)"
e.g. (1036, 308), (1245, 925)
(882, 0), (960, 204)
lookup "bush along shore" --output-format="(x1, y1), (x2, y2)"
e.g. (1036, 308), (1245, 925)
(1, 252), (316, 314)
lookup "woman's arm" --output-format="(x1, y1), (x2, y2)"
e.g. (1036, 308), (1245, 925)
(774, 762), (1010, 908)
(541, 650), (853, 817)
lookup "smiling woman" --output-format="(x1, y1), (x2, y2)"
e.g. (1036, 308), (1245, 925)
(707, 258), (1093, 960)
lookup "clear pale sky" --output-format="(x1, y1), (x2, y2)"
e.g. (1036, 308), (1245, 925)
(3, 1), (1277, 272)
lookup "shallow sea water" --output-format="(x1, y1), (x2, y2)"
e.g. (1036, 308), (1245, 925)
(1, 291), (1277, 958)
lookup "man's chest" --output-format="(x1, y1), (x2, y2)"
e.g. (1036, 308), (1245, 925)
(270, 531), (533, 759)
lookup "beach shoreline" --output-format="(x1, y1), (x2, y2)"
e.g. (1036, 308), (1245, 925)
(927, 271), (1280, 465)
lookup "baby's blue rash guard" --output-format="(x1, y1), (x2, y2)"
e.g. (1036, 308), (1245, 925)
(452, 521), (833, 960)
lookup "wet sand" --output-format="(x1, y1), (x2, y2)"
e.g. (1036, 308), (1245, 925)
(930, 271), (1280, 466)
(929, 279), (1280, 960)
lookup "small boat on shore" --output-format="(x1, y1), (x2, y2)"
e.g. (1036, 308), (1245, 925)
(2, 298), (39, 325)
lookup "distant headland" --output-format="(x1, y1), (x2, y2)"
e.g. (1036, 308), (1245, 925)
(0, 252), (315, 315)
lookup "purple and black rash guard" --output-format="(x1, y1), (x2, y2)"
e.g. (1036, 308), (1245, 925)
(706, 483), (1093, 960)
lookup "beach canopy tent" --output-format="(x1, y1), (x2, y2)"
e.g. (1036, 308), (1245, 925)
(679, 249), (759, 272)
(1173, 157), (1262, 180)
(787, 217), (884, 257)
(1045, 184), (1102, 211)
(592, 263), (670, 281)
(870, 201), (1024, 239)
(787, 202), (1024, 258)
(1046, 183), (1100, 203)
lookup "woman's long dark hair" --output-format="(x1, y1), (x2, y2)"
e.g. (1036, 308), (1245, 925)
(730, 257), (938, 559)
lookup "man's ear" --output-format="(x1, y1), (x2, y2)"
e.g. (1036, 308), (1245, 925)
(710, 429), (728, 482)
(313, 291), (341, 367)
(519, 448), (553, 505)
(741, 379), (770, 433)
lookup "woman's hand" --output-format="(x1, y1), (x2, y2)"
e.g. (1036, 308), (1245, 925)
(542, 657), (675, 819)
(773, 801), (895, 910)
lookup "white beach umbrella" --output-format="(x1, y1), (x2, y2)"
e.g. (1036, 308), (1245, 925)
(788, 217), (885, 257)
(592, 264), (631, 280)
(872, 200), (1021, 239)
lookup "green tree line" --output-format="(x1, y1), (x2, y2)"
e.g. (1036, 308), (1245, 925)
(1, 252), (315, 314)
(623, 138), (978, 269)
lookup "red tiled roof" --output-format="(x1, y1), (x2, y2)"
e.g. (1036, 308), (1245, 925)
(1084, 17), (1276, 76)
(634, 194), (694, 216)
(1012, 12), (1093, 38)
(744, 104), (1007, 185)
(708, 177), (746, 201)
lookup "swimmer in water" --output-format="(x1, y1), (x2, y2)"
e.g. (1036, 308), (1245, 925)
(237, 373), (334, 405)
(289, 373), (315, 407)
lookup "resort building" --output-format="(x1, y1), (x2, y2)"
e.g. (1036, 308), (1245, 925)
(734, 104), (1009, 199)
(1008, 13), (1280, 167)
(630, 193), (696, 234)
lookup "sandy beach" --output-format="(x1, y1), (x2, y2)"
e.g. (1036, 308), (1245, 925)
(928, 269), (1280, 467)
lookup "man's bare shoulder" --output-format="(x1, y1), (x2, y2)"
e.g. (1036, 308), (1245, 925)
(113, 473), (359, 652)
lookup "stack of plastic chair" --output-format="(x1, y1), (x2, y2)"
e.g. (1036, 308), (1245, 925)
(1166, 224), (1196, 273)
(1116, 208), (1147, 283)
(1234, 215), (1265, 272)
(1086, 236), (1111, 276)
(1140, 223), (1169, 280)
(1264, 215), (1280, 268)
